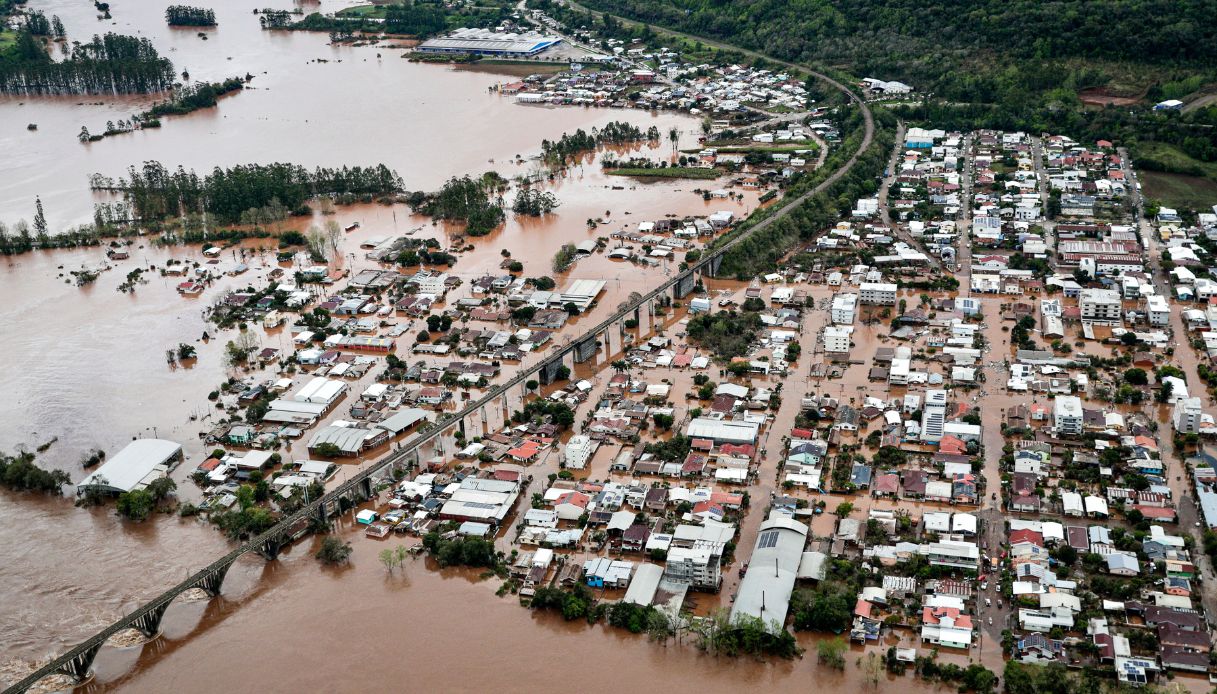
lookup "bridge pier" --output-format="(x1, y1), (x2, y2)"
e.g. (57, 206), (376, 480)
(573, 337), (598, 364)
(673, 271), (695, 299)
(704, 253), (723, 278)
(538, 358), (565, 386)
(358, 476), (374, 502)
(257, 533), (284, 561)
(58, 642), (103, 683)
(194, 556), (234, 596)
(132, 602), (170, 638)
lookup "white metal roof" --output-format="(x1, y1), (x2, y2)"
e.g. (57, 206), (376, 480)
(78, 439), (180, 494)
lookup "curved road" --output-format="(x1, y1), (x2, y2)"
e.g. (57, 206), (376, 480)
(6, 11), (876, 693)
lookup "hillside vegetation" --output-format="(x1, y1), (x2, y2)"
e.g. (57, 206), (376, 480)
(577, 0), (1215, 106)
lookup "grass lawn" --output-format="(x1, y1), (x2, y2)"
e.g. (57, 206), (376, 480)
(1140, 171), (1217, 211)
(1134, 141), (1217, 178)
(606, 167), (721, 180)
(336, 4), (386, 18)
(0, 29), (16, 52)
(1134, 141), (1217, 210)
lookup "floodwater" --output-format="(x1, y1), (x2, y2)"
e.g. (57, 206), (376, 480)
(0, 0), (778, 687)
(0, 0), (714, 229)
(83, 525), (936, 694)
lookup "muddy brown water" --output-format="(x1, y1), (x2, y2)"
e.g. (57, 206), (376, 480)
(0, 0), (781, 687)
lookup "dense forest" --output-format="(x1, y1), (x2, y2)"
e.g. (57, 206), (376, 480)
(571, 0), (1216, 101)
(0, 31), (175, 95)
(541, 121), (658, 165)
(544, 0), (1217, 173)
(165, 5), (217, 27)
(100, 162), (404, 223)
(408, 174), (507, 236)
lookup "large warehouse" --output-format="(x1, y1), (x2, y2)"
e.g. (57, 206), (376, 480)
(77, 439), (182, 496)
(685, 417), (760, 446)
(416, 28), (562, 57)
(730, 515), (809, 630)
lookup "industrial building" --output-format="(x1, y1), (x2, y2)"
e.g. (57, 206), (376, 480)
(685, 417), (760, 445)
(438, 476), (520, 525)
(417, 28), (562, 57)
(77, 439), (182, 495)
(729, 515), (808, 630)
(557, 279), (607, 314)
(307, 425), (388, 455)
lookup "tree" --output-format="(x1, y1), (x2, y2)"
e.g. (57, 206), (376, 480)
(835, 501), (854, 518)
(817, 637), (847, 669)
(32, 197), (47, 241)
(652, 413), (675, 430)
(1157, 380), (1174, 403)
(379, 548), (400, 573)
(324, 219), (342, 258)
(116, 489), (155, 521)
(316, 536), (353, 565)
(305, 225), (328, 260)
(552, 243), (578, 273)
(1123, 367), (1148, 385)
(313, 442), (344, 458)
(859, 652), (884, 688)
(146, 475), (177, 504)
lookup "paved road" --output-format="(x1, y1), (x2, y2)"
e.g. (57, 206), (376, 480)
(1119, 146), (1217, 624)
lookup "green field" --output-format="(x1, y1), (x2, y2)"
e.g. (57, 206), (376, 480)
(336, 4), (386, 18)
(606, 167), (721, 180)
(1134, 141), (1217, 210)
(1141, 171), (1217, 211)
(1135, 141), (1217, 178)
(0, 29), (16, 52)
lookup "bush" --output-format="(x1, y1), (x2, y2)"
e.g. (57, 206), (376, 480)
(0, 450), (70, 494)
(316, 536), (352, 565)
(116, 489), (155, 521)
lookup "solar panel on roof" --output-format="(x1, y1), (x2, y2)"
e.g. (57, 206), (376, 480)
(758, 530), (779, 549)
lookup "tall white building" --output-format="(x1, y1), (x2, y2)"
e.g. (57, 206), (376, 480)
(1146, 294), (1170, 327)
(563, 435), (598, 470)
(831, 293), (858, 325)
(1079, 288), (1122, 322)
(859, 282), (898, 306)
(1054, 396), (1083, 435)
(823, 325), (853, 354)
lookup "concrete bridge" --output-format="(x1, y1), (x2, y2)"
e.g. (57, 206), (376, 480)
(2, 55), (875, 694)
